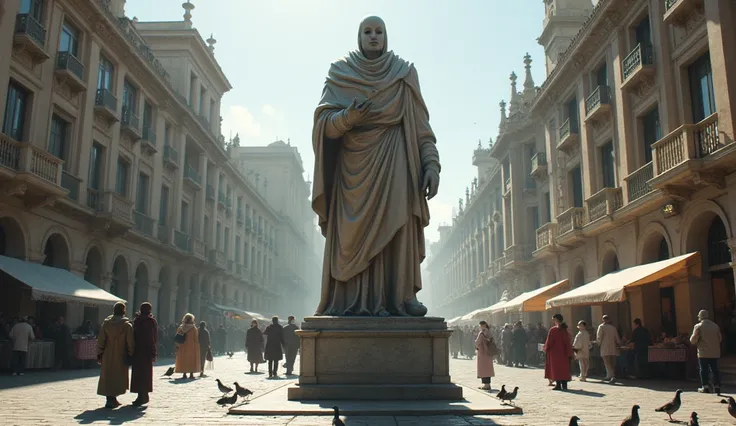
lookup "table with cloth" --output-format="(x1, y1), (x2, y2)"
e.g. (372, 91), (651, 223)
(0, 340), (55, 369)
(73, 338), (97, 360)
(647, 345), (696, 380)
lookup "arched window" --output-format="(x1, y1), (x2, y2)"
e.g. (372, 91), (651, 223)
(707, 217), (730, 267)
(657, 237), (669, 261)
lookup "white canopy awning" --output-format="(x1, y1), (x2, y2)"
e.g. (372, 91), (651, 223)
(446, 316), (462, 325)
(211, 303), (251, 319)
(546, 252), (700, 309)
(501, 280), (569, 313)
(0, 255), (124, 306)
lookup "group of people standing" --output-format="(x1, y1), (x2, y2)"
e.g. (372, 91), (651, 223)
(244, 316), (300, 377)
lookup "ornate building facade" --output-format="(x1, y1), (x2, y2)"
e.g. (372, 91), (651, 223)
(0, 0), (307, 328)
(427, 0), (736, 337)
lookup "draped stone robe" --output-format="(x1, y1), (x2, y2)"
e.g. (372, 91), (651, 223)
(312, 50), (440, 316)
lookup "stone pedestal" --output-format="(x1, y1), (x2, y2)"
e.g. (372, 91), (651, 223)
(287, 316), (463, 401)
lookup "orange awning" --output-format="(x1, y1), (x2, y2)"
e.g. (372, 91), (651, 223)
(501, 279), (569, 313)
(546, 252), (701, 309)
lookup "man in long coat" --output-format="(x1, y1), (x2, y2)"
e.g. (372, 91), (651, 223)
(130, 303), (157, 406)
(97, 302), (134, 408)
(263, 316), (285, 378)
(282, 316), (300, 376)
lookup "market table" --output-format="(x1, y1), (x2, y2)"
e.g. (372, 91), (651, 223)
(73, 339), (97, 360)
(0, 341), (55, 369)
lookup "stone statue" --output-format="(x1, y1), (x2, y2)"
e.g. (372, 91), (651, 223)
(311, 16), (441, 317)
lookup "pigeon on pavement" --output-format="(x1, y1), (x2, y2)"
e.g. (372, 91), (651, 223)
(655, 389), (682, 421)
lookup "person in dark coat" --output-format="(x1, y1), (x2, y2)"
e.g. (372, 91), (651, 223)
(544, 313), (573, 391)
(631, 318), (651, 379)
(282, 316), (300, 375)
(198, 321), (211, 377)
(512, 321), (529, 367)
(130, 302), (157, 406)
(263, 316), (285, 378)
(52, 316), (72, 370)
(245, 320), (264, 373)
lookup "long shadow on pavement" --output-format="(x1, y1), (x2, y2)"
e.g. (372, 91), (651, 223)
(0, 368), (102, 390)
(74, 405), (147, 425)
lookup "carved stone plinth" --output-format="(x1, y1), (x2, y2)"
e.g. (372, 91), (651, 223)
(287, 316), (463, 401)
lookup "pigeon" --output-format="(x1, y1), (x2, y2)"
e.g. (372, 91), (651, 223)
(727, 396), (736, 419)
(569, 416), (580, 426)
(162, 367), (175, 377)
(227, 351), (234, 358)
(216, 378), (233, 396)
(503, 386), (519, 405)
(655, 389), (682, 421)
(216, 393), (238, 406)
(234, 382), (253, 400)
(332, 406), (345, 426)
(495, 384), (507, 400)
(621, 404), (640, 426)
(688, 411), (699, 426)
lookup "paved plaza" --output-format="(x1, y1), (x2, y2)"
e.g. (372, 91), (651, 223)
(2, 354), (735, 425)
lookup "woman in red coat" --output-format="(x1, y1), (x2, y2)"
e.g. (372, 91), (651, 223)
(544, 313), (573, 391)
(131, 302), (158, 405)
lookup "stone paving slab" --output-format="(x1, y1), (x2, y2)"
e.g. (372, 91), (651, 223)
(230, 382), (521, 416)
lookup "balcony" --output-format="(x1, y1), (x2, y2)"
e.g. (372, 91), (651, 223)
(208, 249), (226, 270)
(530, 152), (547, 179)
(13, 14), (49, 62)
(663, 0), (705, 26)
(132, 211), (155, 237)
(491, 257), (505, 275)
(192, 239), (206, 261)
(0, 134), (67, 207)
(533, 223), (559, 259)
(61, 171), (80, 201)
(621, 44), (655, 90)
(585, 187), (623, 234)
(120, 107), (141, 141)
(54, 52), (86, 92)
(94, 89), (118, 122)
(163, 145), (179, 169)
(236, 208), (244, 224)
(183, 165), (202, 189)
(90, 191), (134, 237)
(503, 245), (530, 270)
(625, 162), (655, 203)
(556, 207), (586, 246)
(584, 85), (612, 122)
(649, 114), (735, 194)
(173, 230), (191, 252)
(140, 126), (157, 153)
(157, 225), (170, 245)
(557, 118), (579, 153)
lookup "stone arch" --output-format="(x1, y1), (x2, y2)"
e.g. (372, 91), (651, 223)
(638, 221), (673, 264)
(133, 262), (149, 312)
(599, 241), (620, 275)
(0, 215), (27, 259)
(42, 231), (71, 270)
(158, 266), (173, 324)
(569, 259), (591, 326)
(682, 200), (733, 275)
(84, 245), (104, 287)
(111, 255), (130, 300)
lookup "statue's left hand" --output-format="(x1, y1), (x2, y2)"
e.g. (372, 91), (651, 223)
(422, 169), (439, 200)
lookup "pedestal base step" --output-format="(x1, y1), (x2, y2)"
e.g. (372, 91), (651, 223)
(287, 383), (463, 401)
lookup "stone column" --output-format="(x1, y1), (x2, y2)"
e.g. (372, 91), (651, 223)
(172, 131), (187, 232)
(194, 154), (208, 240)
(705, 0), (736, 140)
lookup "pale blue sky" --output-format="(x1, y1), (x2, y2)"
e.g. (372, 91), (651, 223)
(126, 0), (548, 242)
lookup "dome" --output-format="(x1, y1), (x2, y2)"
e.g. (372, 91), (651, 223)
(268, 140), (288, 147)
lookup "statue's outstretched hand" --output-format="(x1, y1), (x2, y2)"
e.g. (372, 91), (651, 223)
(345, 97), (373, 127)
(422, 169), (439, 200)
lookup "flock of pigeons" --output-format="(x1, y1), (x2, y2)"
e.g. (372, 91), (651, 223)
(214, 378), (254, 406)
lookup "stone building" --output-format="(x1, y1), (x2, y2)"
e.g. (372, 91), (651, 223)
(426, 0), (736, 344)
(0, 0), (300, 329)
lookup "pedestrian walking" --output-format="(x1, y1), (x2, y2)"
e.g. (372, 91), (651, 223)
(596, 314), (621, 382)
(572, 320), (590, 381)
(475, 320), (496, 390)
(263, 316), (285, 378)
(198, 321), (211, 377)
(512, 321), (528, 367)
(97, 302), (134, 409)
(245, 320), (264, 373)
(502, 324), (513, 366)
(282, 316), (299, 376)
(544, 313), (573, 391)
(130, 302), (157, 406)
(690, 309), (722, 393)
(174, 313), (201, 380)
(8, 316), (34, 376)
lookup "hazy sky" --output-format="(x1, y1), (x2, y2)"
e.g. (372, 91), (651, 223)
(126, 0), (548, 242)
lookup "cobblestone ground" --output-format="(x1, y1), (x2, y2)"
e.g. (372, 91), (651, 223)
(1, 354), (735, 425)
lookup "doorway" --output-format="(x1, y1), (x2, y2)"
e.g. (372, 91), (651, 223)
(659, 286), (677, 338)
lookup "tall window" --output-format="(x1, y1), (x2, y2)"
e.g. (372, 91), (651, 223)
(570, 166), (583, 208)
(159, 186), (169, 225)
(142, 101), (153, 130)
(48, 115), (69, 163)
(566, 98), (579, 132)
(216, 222), (222, 250)
(689, 53), (716, 123)
(97, 55), (114, 91)
(530, 206), (540, 233)
(164, 124), (171, 146)
(543, 192), (552, 223)
(59, 21), (79, 56)
(235, 236), (241, 263)
(642, 106), (661, 163)
(600, 141), (615, 188)
(635, 16), (651, 47)
(595, 63), (608, 87)
(3, 81), (29, 141)
(224, 227), (230, 256)
(180, 201), (189, 232)
(136, 173), (149, 213)
(19, 0), (43, 21)
(122, 80), (137, 115)
(115, 158), (129, 196)
(88, 143), (103, 190)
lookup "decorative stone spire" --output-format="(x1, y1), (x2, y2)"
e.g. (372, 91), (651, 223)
(477, 139), (482, 150)
(232, 132), (240, 147)
(473, 177), (478, 193)
(488, 136), (494, 149)
(499, 100), (507, 130)
(458, 198), (464, 214)
(523, 53), (535, 90)
(183, 0), (194, 26)
(206, 33), (217, 54)
(508, 72), (520, 116)
(465, 187), (470, 205)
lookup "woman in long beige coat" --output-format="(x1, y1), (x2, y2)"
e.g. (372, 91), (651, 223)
(97, 302), (135, 408)
(174, 313), (200, 379)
